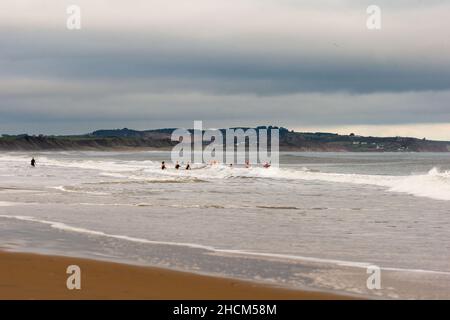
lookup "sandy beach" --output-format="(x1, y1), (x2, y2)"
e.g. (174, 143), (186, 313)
(1, 152), (450, 299)
(0, 251), (348, 300)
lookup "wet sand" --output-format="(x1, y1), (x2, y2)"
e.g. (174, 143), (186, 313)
(0, 251), (349, 300)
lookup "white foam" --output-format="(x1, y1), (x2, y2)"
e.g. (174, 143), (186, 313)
(0, 214), (217, 250)
(50, 186), (109, 196)
(1, 214), (449, 276)
(0, 201), (19, 207)
(0, 154), (158, 173)
(299, 167), (450, 201)
(203, 166), (450, 201)
(2, 153), (450, 201)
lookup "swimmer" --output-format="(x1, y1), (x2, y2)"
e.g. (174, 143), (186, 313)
(161, 161), (166, 170)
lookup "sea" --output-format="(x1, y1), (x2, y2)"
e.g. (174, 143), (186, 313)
(0, 151), (449, 299)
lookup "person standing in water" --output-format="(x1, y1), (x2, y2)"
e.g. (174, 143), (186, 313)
(31, 158), (36, 167)
(161, 161), (166, 170)
(175, 161), (181, 170)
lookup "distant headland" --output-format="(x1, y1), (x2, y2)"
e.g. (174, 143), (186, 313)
(1, 127), (449, 152)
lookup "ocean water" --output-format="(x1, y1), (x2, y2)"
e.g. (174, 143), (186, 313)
(0, 151), (449, 299)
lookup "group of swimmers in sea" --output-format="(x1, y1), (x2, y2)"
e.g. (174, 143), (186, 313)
(29, 157), (269, 170)
(161, 161), (191, 170)
(160, 160), (270, 170)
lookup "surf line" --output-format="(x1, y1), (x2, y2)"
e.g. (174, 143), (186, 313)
(1, 214), (449, 276)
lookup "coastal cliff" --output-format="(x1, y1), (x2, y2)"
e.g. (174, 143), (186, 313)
(1, 127), (449, 152)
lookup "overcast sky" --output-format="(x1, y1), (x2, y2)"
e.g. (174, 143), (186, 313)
(1, 0), (450, 139)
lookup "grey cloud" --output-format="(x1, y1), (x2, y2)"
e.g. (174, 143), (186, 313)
(2, 86), (450, 129)
(2, 30), (450, 95)
(0, 0), (450, 135)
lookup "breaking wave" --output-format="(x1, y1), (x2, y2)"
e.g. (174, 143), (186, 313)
(237, 166), (450, 201)
(155, 165), (450, 201)
(1, 153), (450, 201)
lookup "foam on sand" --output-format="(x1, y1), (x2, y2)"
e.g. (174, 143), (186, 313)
(1, 214), (449, 276)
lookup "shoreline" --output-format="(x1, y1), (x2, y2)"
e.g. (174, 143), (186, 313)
(0, 250), (351, 300)
(1, 148), (450, 153)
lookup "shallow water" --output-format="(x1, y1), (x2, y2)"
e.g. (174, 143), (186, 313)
(0, 151), (449, 298)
